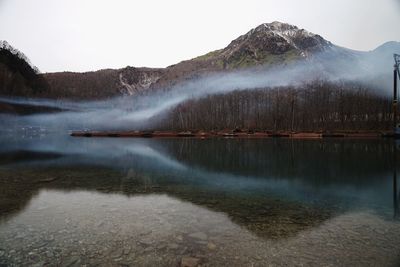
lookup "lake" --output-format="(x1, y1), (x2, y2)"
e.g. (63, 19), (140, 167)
(0, 131), (399, 266)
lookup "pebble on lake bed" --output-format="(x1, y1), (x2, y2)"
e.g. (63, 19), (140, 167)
(207, 242), (217, 250)
(181, 256), (200, 267)
(188, 232), (207, 240)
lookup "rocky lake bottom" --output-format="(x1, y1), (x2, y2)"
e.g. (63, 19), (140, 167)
(0, 134), (399, 266)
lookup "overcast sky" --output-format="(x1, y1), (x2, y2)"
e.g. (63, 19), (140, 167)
(0, 0), (399, 73)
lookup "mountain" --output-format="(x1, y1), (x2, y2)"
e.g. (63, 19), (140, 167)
(371, 41), (400, 55)
(42, 66), (164, 99)
(149, 21), (336, 89)
(194, 21), (332, 67)
(0, 41), (49, 97)
(0, 42), (165, 100)
(1, 22), (399, 100)
(366, 41), (400, 67)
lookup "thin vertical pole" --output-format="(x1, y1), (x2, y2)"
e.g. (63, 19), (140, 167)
(394, 69), (398, 130)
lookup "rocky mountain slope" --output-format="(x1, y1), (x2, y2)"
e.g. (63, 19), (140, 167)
(42, 67), (164, 99)
(150, 22), (336, 89)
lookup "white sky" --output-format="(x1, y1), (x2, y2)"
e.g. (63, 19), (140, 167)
(0, 0), (399, 73)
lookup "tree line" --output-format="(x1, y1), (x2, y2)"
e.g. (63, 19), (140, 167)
(157, 80), (394, 131)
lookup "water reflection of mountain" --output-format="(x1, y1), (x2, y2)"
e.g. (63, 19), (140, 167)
(0, 134), (399, 239)
(0, 166), (333, 240)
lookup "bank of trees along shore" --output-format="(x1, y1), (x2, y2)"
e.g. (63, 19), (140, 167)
(160, 81), (394, 132)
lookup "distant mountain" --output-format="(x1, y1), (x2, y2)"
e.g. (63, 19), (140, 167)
(371, 41), (400, 55)
(1, 22), (399, 100)
(366, 41), (400, 67)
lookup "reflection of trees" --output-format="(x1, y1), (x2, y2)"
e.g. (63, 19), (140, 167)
(394, 170), (399, 219)
(162, 138), (398, 186)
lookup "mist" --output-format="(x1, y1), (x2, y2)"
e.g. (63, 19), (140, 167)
(0, 45), (398, 131)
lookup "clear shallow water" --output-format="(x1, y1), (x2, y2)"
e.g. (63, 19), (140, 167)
(0, 132), (399, 266)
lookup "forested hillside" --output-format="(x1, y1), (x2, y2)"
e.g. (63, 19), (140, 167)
(0, 41), (49, 97)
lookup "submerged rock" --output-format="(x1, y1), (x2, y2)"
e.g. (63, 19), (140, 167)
(110, 248), (124, 259)
(139, 238), (153, 246)
(207, 242), (217, 250)
(122, 246), (131, 255)
(61, 256), (80, 267)
(181, 256), (200, 267)
(168, 243), (179, 250)
(188, 232), (207, 241)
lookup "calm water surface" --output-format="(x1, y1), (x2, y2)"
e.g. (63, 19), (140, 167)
(0, 131), (399, 266)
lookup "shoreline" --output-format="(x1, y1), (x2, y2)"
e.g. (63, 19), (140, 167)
(70, 130), (392, 139)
